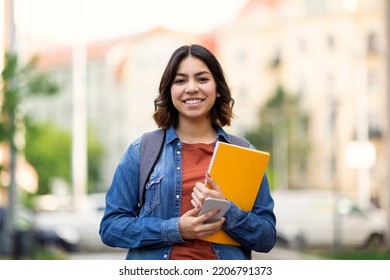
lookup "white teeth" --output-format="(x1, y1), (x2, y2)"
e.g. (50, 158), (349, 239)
(185, 99), (202, 104)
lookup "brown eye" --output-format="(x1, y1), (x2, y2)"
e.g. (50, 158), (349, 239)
(174, 79), (185, 84)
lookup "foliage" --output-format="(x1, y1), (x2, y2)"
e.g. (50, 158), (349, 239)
(24, 119), (105, 195)
(0, 53), (58, 144)
(0, 244), (68, 260)
(1, 52), (104, 199)
(1, 51), (60, 204)
(24, 120), (71, 195)
(86, 126), (105, 193)
(319, 248), (390, 260)
(244, 85), (310, 189)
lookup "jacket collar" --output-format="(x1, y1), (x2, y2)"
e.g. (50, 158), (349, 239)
(165, 125), (232, 144)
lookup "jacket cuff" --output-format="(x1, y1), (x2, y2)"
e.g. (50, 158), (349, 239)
(161, 217), (184, 244)
(222, 202), (243, 231)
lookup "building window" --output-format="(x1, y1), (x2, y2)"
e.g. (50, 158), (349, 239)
(329, 154), (336, 178)
(367, 31), (379, 53)
(271, 48), (281, 68)
(297, 38), (306, 53)
(368, 114), (382, 138)
(326, 34), (335, 49)
(367, 70), (379, 92)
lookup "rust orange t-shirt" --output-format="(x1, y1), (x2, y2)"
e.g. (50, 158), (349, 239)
(169, 142), (217, 260)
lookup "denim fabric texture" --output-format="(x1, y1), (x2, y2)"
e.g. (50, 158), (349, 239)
(99, 126), (277, 260)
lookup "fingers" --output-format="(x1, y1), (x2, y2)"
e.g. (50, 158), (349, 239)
(198, 207), (221, 223)
(183, 204), (201, 217)
(179, 207), (225, 240)
(197, 207), (226, 237)
(191, 174), (225, 204)
(206, 173), (222, 193)
(183, 206), (220, 221)
(198, 221), (224, 239)
(191, 198), (199, 208)
(197, 210), (225, 238)
(192, 182), (208, 206)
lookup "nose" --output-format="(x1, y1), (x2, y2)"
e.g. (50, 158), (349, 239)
(185, 81), (199, 93)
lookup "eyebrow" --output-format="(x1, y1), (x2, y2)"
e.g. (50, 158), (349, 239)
(175, 71), (211, 77)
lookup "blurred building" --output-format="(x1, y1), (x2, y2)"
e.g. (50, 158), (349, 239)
(11, 0), (389, 209)
(216, 0), (387, 207)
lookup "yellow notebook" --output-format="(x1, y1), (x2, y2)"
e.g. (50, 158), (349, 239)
(201, 141), (270, 246)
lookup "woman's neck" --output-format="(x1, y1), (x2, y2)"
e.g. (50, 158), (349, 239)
(176, 120), (217, 144)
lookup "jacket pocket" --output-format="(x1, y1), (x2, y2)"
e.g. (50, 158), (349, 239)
(143, 176), (163, 213)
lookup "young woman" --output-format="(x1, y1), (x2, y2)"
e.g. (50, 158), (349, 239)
(99, 44), (276, 260)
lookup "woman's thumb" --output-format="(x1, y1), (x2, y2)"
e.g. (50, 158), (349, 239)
(184, 204), (201, 217)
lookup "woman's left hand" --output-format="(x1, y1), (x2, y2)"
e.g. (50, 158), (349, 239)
(191, 173), (225, 208)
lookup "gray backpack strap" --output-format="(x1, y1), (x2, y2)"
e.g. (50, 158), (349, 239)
(229, 134), (250, 148)
(139, 128), (166, 208)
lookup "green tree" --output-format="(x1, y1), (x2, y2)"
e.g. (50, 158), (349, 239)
(24, 120), (105, 196)
(245, 85), (310, 190)
(86, 126), (105, 193)
(24, 120), (71, 195)
(0, 52), (59, 193)
(1, 53), (58, 141)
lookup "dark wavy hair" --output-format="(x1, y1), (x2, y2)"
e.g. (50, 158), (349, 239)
(153, 44), (235, 129)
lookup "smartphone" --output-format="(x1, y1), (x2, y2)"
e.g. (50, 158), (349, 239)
(198, 197), (230, 223)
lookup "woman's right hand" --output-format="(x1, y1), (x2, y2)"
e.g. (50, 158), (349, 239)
(178, 206), (225, 240)
(191, 174), (225, 208)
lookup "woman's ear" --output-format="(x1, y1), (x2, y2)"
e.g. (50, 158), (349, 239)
(217, 92), (221, 97)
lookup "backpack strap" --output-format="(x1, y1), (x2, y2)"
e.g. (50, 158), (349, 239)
(138, 130), (249, 208)
(138, 128), (166, 208)
(229, 134), (250, 148)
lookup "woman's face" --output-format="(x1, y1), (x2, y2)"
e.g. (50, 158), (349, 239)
(170, 55), (219, 124)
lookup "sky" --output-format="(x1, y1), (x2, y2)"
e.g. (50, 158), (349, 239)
(13, 0), (248, 44)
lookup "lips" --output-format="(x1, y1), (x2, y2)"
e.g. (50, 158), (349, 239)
(184, 99), (203, 104)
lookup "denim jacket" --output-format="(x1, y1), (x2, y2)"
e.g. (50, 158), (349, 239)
(99, 126), (277, 260)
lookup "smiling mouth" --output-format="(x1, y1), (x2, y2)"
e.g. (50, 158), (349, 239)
(184, 99), (203, 104)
